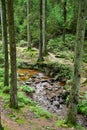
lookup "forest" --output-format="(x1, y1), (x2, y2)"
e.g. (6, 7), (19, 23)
(0, 0), (87, 130)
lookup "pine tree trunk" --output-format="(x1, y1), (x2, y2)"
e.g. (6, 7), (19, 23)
(67, 0), (87, 125)
(1, 0), (9, 86)
(42, 0), (47, 55)
(0, 4), (4, 52)
(38, 0), (43, 61)
(63, 0), (67, 43)
(27, 0), (31, 49)
(0, 102), (3, 130)
(7, 0), (18, 109)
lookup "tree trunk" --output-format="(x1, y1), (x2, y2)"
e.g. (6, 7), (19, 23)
(0, 102), (3, 130)
(27, 0), (31, 49)
(0, 3), (4, 52)
(42, 0), (47, 55)
(62, 0), (67, 43)
(7, 0), (18, 109)
(67, 0), (87, 125)
(38, 0), (43, 61)
(1, 0), (9, 87)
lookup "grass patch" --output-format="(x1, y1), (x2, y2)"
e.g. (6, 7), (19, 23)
(8, 113), (25, 124)
(30, 105), (53, 119)
(78, 92), (87, 115)
(20, 85), (35, 94)
(56, 119), (85, 130)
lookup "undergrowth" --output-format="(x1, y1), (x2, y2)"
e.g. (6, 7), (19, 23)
(56, 119), (86, 130)
(18, 92), (52, 119)
(78, 92), (87, 115)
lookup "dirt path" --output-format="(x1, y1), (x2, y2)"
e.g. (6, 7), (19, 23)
(1, 100), (76, 130)
(2, 114), (75, 130)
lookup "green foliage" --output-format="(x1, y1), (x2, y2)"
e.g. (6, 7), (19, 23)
(19, 40), (27, 47)
(47, 34), (75, 53)
(3, 86), (10, 94)
(20, 85), (35, 94)
(18, 92), (37, 107)
(83, 53), (87, 63)
(78, 92), (87, 115)
(0, 89), (10, 101)
(0, 53), (4, 64)
(66, 94), (70, 105)
(0, 68), (4, 87)
(47, 62), (72, 80)
(18, 92), (52, 119)
(30, 105), (53, 119)
(56, 119), (69, 128)
(18, 92), (30, 106)
(0, 68), (4, 77)
(56, 119), (85, 130)
(14, 0), (77, 42)
(8, 113), (24, 124)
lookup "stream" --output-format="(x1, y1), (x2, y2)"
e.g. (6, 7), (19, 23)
(17, 68), (87, 129)
(17, 68), (68, 115)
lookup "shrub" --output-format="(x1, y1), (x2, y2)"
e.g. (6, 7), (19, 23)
(46, 62), (73, 80)
(78, 92), (87, 115)
(47, 34), (75, 53)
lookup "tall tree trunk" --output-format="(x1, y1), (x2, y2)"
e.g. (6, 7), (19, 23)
(38, 0), (43, 61)
(62, 0), (67, 43)
(1, 0), (9, 86)
(0, 4), (4, 52)
(0, 102), (3, 130)
(7, 0), (18, 109)
(27, 0), (31, 49)
(42, 0), (47, 55)
(67, 0), (87, 125)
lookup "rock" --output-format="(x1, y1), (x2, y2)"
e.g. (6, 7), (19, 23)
(47, 88), (52, 91)
(53, 101), (60, 108)
(18, 73), (25, 77)
(38, 73), (45, 78)
(25, 81), (31, 85)
(59, 98), (64, 104)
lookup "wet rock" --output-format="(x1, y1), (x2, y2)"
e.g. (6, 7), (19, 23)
(25, 81), (31, 85)
(41, 79), (49, 83)
(31, 74), (37, 78)
(59, 98), (64, 104)
(47, 88), (52, 91)
(18, 73), (25, 77)
(38, 73), (45, 78)
(53, 101), (60, 108)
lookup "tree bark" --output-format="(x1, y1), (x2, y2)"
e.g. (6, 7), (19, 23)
(1, 0), (9, 87)
(0, 102), (3, 130)
(27, 0), (31, 49)
(7, 0), (18, 109)
(38, 0), (43, 61)
(42, 0), (47, 55)
(0, 3), (4, 52)
(67, 0), (87, 125)
(62, 0), (67, 43)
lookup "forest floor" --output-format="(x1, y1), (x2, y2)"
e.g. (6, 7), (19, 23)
(1, 46), (87, 130)
(1, 99), (76, 130)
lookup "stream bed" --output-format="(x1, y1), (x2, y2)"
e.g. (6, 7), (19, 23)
(17, 68), (87, 128)
(17, 68), (68, 115)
